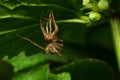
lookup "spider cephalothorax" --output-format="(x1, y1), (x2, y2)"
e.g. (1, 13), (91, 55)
(17, 11), (63, 56)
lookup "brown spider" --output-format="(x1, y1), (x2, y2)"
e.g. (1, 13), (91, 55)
(17, 11), (63, 56)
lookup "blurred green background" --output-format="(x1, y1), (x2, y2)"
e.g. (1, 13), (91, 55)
(0, 0), (120, 80)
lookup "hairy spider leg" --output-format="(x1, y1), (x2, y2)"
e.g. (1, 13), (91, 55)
(17, 35), (44, 50)
(44, 11), (55, 35)
(54, 43), (63, 51)
(56, 43), (63, 47)
(46, 22), (49, 34)
(40, 20), (46, 37)
(54, 50), (61, 56)
(45, 43), (62, 56)
(50, 11), (58, 36)
(40, 19), (51, 36)
(49, 12), (52, 34)
(40, 12), (52, 36)
(40, 11), (58, 36)
(53, 46), (62, 56)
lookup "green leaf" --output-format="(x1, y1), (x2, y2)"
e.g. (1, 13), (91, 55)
(0, 0), (85, 59)
(57, 73), (71, 80)
(12, 64), (49, 80)
(12, 64), (71, 80)
(9, 52), (46, 72)
(3, 52), (68, 72)
(2, 53), (71, 80)
(0, 1), (118, 80)
(54, 59), (117, 80)
(49, 72), (71, 80)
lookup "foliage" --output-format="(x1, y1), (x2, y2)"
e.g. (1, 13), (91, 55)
(0, 0), (120, 80)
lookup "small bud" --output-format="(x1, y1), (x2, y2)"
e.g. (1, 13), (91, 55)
(88, 11), (101, 21)
(98, 0), (109, 10)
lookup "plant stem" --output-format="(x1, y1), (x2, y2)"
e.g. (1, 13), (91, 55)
(110, 18), (120, 73)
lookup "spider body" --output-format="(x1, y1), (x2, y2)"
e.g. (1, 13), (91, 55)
(40, 11), (63, 56)
(17, 11), (63, 56)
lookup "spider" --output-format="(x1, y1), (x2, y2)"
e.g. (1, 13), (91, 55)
(17, 11), (63, 56)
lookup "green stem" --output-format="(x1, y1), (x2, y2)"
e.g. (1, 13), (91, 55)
(110, 18), (120, 73)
